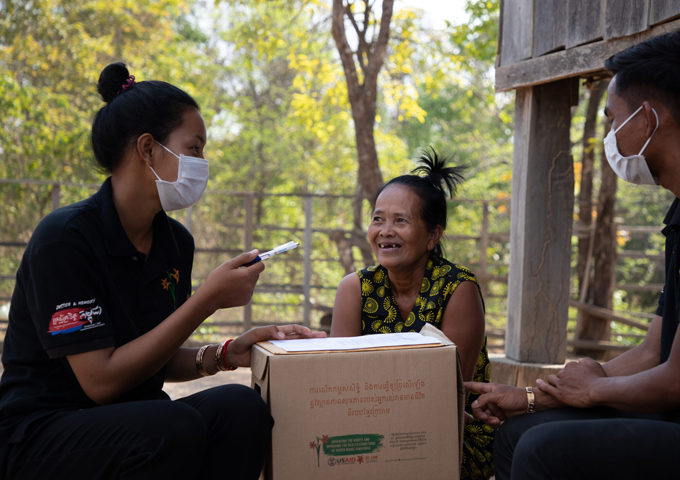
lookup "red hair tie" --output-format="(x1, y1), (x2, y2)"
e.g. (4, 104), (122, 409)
(117, 75), (136, 95)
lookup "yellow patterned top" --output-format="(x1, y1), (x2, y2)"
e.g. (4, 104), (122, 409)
(357, 255), (495, 480)
(358, 256), (482, 334)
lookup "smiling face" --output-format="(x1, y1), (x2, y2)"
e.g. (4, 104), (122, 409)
(368, 184), (442, 270)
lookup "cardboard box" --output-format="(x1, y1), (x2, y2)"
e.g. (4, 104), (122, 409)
(251, 326), (464, 480)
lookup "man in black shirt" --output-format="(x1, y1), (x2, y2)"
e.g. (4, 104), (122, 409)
(466, 31), (680, 479)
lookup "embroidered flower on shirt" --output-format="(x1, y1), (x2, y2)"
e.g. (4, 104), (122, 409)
(162, 269), (181, 309)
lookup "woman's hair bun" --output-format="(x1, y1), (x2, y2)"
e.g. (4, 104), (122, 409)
(97, 62), (131, 104)
(411, 147), (467, 198)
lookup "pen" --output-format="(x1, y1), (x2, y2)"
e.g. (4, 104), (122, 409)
(244, 241), (300, 266)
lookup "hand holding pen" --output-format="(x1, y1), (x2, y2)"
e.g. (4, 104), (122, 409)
(244, 241), (300, 266)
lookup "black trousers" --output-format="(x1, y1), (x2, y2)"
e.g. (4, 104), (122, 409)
(3, 384), (273, 480)
(494, 406), (680, 480)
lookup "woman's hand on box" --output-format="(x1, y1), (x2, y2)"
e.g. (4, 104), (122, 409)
(226, 325), (327, 368)
(464, 382), (528, 428)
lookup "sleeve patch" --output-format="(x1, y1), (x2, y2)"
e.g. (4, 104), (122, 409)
(49, 301), (105, 335)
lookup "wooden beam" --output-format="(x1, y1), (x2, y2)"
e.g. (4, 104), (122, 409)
(618, 225), (663, 234)
(495, 17), (680, 92)
(302, 196), (313, 327)
(568, 339), (633, 352)
(617, 251), (664, 261)
(51, 184), (60, 211)
(569, 300), (650, 331)
(479, 202), (490, 299)
(506, 79), (574, 364)
(616, 283), (664, 292)
(243, 194), (254, 332)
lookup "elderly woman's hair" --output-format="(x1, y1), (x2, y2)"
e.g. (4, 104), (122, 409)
(373, 148), (467, 257)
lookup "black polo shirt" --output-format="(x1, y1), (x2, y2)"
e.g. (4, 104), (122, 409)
(0, 178), (194, 441)
(656, 197), (680, 364)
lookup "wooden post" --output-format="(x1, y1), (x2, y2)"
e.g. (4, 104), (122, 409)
(243, 194), (254, 332)
(479, 201), (490, 300)
(506, 79), (575, 364)
(303, 196), (313, 328)
(51, 183), (61, 211)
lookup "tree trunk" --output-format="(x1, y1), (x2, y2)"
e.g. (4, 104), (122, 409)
(577, 81), (608, 292)
(330, 0), (394, 272)
(575, 120), (617, 359)
(351, 95), (384, 203)
(331, 0), (392, 203)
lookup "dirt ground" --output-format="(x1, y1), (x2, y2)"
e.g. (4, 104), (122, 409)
(164, 367), (253, 398)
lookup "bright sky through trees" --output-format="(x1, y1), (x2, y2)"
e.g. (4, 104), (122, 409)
(395, 0), (469, 29)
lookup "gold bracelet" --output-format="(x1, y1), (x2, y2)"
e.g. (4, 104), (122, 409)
(214, 341), (228, 372)
(525, 386), (536, 414)
(196, 344), (214, 377)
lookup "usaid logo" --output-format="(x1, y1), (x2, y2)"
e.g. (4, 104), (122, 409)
(328, 457), (358, 466)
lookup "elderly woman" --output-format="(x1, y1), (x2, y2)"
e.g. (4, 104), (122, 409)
(331, 150), (494, 480)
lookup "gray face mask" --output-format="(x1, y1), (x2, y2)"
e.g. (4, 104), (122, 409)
(604, 105), (659, 186)
(148, 142), (209, 212)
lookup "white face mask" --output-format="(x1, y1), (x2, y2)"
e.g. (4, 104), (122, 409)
(604, 105), (659, 186)
(148, 142), (209, 212)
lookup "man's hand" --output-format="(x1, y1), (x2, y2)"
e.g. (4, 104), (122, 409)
(226, 325), (327, 368)
(536, 357), (606, 408)
(464, 382), (528, 427)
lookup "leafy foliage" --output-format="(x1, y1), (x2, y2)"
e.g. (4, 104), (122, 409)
(1, 0), (665, 351)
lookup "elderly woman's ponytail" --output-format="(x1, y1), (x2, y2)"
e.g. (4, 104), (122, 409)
(412, 148), (466, 199)
(373, 148), (467, 257)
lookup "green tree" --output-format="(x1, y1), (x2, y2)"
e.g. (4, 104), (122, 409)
(0, 0), (219, 304)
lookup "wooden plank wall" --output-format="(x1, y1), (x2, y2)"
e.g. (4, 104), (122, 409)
(497, 0), (680, 91)
(650, 0), (680, 26)
(500, 0), (533, 65)
(566, 0), (603, 49)
(499, 0), (680, 68)
(605, 1), (650, 40)
(532, 0), (566, 57)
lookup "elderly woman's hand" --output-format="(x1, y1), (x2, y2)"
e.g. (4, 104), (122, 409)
(226, 325), (327, 368)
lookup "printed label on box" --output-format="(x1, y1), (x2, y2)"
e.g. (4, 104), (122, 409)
(310, 434), (383, 467)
